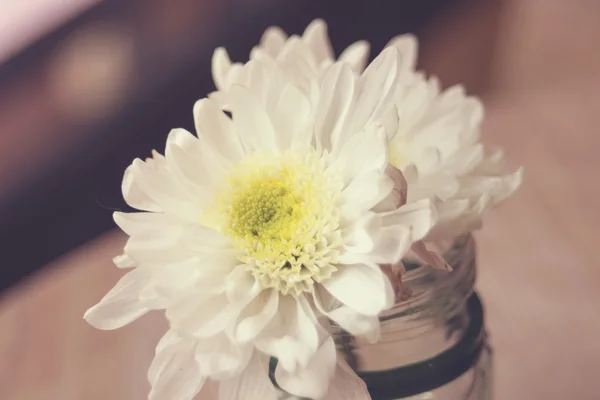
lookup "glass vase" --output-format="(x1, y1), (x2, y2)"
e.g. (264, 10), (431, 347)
(278, 234), (493, 400)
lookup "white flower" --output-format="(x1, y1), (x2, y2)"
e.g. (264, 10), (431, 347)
(85, 47), (439, 400)
(211, 19), (414, 93)
(387, 64), (523, 241)
(213, 19), (523, 243)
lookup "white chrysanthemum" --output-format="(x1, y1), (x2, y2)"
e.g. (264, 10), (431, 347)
(85, 47), (439, 400)
(387, 68), (523, 241)
(213, 19), (523, 243)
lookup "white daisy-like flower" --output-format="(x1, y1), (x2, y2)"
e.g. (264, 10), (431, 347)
(213, 19), (523, 244)
(85, 47), (440, 400)
(386, 62), (523, 242)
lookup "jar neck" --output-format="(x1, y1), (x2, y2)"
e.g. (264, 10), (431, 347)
(335, 235), (477, 371)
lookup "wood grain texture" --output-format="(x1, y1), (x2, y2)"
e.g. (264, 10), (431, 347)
(1, 1), (600, 399)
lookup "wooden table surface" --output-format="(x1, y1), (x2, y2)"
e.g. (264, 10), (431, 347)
(1, 1), (600, 399)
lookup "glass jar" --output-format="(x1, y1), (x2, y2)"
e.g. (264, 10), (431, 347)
(277, 234), (493, 400)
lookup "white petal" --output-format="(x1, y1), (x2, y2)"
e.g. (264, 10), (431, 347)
(277, 46), (320, 105)
(146, 252), (236, 304)
(148, 334), (204, 400)
(212, 47), (233, 90)
(302, 19), (334, 64)
(272, 84), (312, 150)
(219, 353), (278, 400)
(84, 267), (150, 330)
(377, 104), (400, 141)
(223, 63), (244, 90)
(368, 224), (412, 265)
(380, 198), (436, 241)
(225, 265), (261, 304)
(339, 40), (370, 74)
(454, 196), (491, 233)
(340, 171), (393, 220)
(123, 157), (203, 221)
(480, 167), (524, 204)
(121, 153), (165, 213)
(315, 63), (355, 151)
(455, 166), (523, 216)
(165, 128), (228, 192)
(324, 357), (372, 400)
(113, 211), (179, 237)
(259, 26), (288, 57)
(322, 263), (393, 316)
(167, 292), (244, 338)
(279, 36), (319, 71)
(228, 84), (278, 153)
(234, 289), (279, 342)
(275, 336), (337, 399)
(263, 62), (291, 112)
(242, 60), (272, 107)
(193, 98), (245, 163)
(123, 239), (191, 266)
(325, 304), (380, 342)
(154, 329), (181, 354)
(208, 89), (230, 109)
(333, 123), (387, 185)
(256, 295), (319, 371)
(196, 335), (253, 378)
(121, 218), (193, 266)
(340, 212), (381, 258)
(345, 46), (402, 136)
(113, 253), (136, 268)
(407, 171), (459, 203)
(386, 33), (418, 74)
(182, 223), (232, 253)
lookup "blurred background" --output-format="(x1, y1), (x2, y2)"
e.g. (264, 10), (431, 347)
(0, 0), (599, 399)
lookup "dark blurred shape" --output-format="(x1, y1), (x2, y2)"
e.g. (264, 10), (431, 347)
(0, 0), (455, 294)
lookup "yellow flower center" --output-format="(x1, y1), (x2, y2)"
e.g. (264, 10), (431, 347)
(204, 148), (344, 295)
(229, 176), (304, 244)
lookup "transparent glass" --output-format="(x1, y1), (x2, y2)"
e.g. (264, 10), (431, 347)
(277, 234), (493, 400)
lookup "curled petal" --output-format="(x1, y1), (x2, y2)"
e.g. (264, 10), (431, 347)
(374, 164), (407, 212)
(381, 261), (413, 302)
(411, 240), (452, 271)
